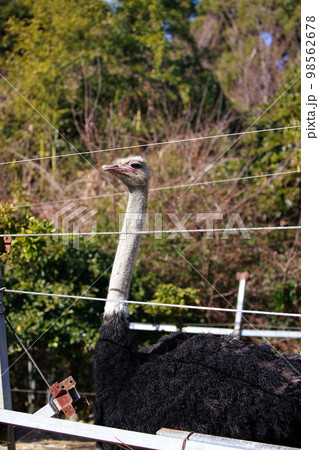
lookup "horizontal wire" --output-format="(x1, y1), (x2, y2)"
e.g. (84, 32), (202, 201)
(0, 225), (301, 238)
(11, 388), (96, 396)
(13, 170), (301, 209)
(4, 288), (301, 318)
(0, 125), (301, 167)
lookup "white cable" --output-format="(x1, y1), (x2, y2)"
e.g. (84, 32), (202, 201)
(13, 170), (301, 209)
(0, 125), (301, 166)
(4, 288), (301, 318)
(0, 225), (301, 238)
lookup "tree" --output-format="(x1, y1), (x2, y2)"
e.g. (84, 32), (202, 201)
(192, 0), (300, 112)
(0, 204), (113, 412)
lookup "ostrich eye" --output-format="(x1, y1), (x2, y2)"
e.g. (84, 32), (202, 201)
(130, 161), (142, 169)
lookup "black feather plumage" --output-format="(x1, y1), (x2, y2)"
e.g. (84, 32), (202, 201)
(94, 312), (300, 449)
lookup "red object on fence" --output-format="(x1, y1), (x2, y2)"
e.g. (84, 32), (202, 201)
(0, 237), (12, 254)
(49, 376), (89, 419)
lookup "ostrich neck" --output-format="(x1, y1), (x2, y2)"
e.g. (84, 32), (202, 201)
(103, 184), (148, 318)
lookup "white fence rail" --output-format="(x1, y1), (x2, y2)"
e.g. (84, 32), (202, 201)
(130, 323), (301, 338)
(0, 410), (298, 450)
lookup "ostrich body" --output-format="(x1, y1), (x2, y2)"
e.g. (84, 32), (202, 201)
(94, 156), (301, 449)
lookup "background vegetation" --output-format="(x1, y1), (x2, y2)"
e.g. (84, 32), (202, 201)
(0, 0), (300, 415)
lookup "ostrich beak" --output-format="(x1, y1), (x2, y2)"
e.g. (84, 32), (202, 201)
(102, 164), (136, 174)
(102, 164), (118, 172)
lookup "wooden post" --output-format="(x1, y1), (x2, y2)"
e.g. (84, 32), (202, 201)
(0, 260), (16, 449)
(234, 272), (249, 338)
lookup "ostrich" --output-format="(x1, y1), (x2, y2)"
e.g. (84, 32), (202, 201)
(94, 155), (301, 449)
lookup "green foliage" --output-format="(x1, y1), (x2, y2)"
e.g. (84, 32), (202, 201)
(0, 0), (31, 53)
(0, 204), (112, 357)
(1, 204), (116, 410)
(193, 0), (300, 112)
(271, 280), (299, 312)
(129, 283), (200, 330)
(151, 283), (200, 330)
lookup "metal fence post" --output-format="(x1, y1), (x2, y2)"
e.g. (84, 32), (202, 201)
(0, 261), (16, 449)
(234, 272), (249, 338)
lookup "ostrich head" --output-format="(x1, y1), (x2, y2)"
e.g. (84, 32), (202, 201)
(102, 155), (151, 188)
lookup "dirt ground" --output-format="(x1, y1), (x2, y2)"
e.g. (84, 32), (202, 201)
(15, 431), (96, 449)
(16, 440), (95, 449)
